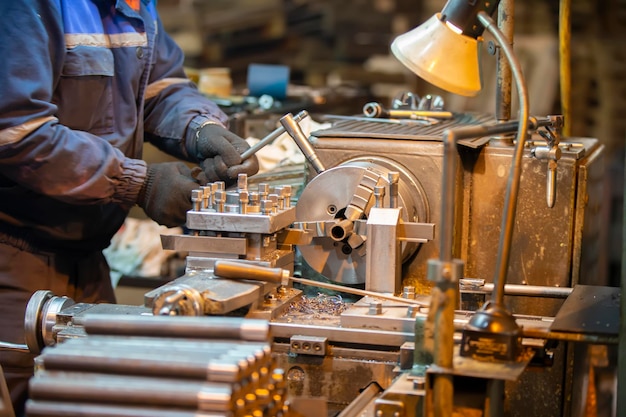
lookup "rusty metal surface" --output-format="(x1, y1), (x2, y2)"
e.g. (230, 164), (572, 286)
(308, 121), (604, 311)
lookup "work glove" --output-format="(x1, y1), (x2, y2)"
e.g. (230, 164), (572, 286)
(195, 124), (259, 185)
(136, 162), (202, 228)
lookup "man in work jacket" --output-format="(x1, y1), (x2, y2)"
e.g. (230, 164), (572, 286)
(0, 1), (259, 414)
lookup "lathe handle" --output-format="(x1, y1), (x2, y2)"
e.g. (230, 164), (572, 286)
(213, 260), (288, 284)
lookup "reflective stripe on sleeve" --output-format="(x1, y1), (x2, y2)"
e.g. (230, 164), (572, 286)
(0, 116), (57, 146)
(144, 78), (190, 100)
(65, 32), (147, 49)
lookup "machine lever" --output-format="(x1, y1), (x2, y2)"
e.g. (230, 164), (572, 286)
(280, 113), (326, 174)
(213, 260), (428, 306)
(240, 110), (309, 160)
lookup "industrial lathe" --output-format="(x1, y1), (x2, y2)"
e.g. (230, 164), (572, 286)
(14, 108), (616, 417)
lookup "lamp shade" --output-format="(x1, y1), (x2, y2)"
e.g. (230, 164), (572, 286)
(391, 14), (482, 97)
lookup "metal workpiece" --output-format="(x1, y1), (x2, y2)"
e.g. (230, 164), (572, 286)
(240, 110), (309, 160)
(50, 335), (270, 358)
(25, 401), (228, 417)
(29, 371), (235, 410)
(82, 314), (270, 341)
(27, 327), (285, 416)
(39, 344), (249, 383)
(279, 112), (326, 174)
(365, 207), (402, 293)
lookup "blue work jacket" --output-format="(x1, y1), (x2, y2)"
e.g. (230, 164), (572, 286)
(0, 0), (227, 252)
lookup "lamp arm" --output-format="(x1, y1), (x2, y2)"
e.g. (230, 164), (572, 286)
(476, 11), (529, 307)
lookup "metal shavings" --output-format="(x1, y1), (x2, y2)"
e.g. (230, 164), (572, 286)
(288, 293), (349, 319)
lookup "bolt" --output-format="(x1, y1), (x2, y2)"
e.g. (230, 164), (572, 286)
(283, 185), (292, 208)
(191, 189), (202, 211)
(215, 190), (225, 213)
(237, 173), (248, 192)
(369, 301), (383, 315)
(239, 190), (249, 214)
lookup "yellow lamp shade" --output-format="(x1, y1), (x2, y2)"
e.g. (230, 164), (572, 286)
(391, 14), (482, 97)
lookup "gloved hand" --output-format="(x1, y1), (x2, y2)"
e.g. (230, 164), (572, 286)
(195, 124), (259, 185)
(136, 162), (201, 227)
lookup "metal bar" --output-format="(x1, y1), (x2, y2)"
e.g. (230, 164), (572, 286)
(559, 0), (572, 136)
(495, 0), (514, 122)
(82, 315), (270, 342)
(482, 283), (573, 298)
(29, 371), (234, 411)
(25, 401), (227, 417)
(521, 328), (619, 344)
(40, 350), (246, 383)
(66, 335), (268, 354)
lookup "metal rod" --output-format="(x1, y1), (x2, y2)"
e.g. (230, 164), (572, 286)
(83, 315), (270, 342)
(482, 283), (572, 298)
(559, 0), (572, 136)
(29, 372), (234, 411)
(40, 349), (247, 382)
(521, 328), (619, 344)
(25, 401), (226, 417)
(495, 0), (514, 122)
(240, 110), (308, 160)
(477, 11), (530, 308)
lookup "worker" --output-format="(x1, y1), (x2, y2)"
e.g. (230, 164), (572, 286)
(0, 0), (259, 414)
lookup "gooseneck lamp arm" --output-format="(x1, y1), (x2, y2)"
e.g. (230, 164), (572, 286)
(476, 11), (529, 308)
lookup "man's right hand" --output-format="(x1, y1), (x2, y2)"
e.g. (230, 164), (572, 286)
(136, 162), (200, 227)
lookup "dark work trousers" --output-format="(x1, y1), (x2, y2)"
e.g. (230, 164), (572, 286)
(0, 239), (116, 416)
